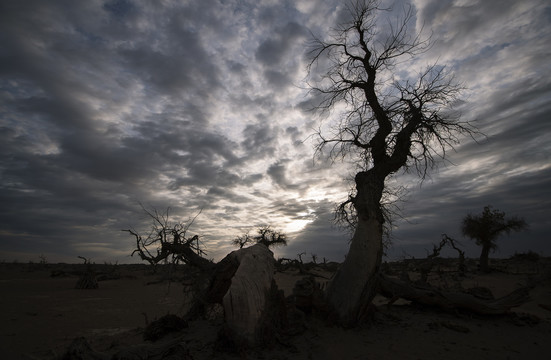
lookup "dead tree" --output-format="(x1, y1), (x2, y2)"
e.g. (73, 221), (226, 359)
(462, 205), (527, 272)
(442, 234), (466, 275)
(123, 206), (213, 272)
(306, 0), (479, 325)
(232, 226), (288, 249)
(75, 256), (98, 289)
(417, 234), (466, 283)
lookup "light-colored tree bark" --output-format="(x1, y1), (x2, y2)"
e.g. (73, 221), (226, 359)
(221, 243), (277, 345)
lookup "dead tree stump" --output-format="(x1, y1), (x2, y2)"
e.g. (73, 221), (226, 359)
(220, 244), (279, 346)
(188, 243), (284, 349)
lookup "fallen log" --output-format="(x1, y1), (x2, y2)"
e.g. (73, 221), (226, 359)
(379, 275), (531, 315)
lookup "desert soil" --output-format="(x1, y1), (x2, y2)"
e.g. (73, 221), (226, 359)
(1, 260), (550, 359)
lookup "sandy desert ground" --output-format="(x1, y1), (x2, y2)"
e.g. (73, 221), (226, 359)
(1, 257), (550, 359)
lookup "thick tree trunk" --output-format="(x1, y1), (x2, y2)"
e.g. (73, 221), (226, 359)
(326, 170), (384, 326)
(479, 244), (491, 273)
(220, 244), (279, 346)
(187, 244), (283, 348)
(326, 217), (383, 325)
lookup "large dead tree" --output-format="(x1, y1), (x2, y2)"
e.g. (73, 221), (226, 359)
(307, 0), (478, 325)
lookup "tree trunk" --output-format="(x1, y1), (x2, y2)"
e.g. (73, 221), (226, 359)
(326, 170), (384, 326)
(479, 244), (491, 273)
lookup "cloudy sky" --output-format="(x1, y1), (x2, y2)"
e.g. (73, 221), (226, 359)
(1, 0), (550, 264)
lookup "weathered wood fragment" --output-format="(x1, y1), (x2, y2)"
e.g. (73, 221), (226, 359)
(220, 243), (278, 346)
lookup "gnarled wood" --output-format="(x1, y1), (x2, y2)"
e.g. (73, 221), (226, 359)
(184, 243), (281, 347)
(326, 215), (383, 325)
(220, 244), (277, 346)
(379, 275), (531, 315)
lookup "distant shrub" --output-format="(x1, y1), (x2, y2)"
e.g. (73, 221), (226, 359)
(510, 251), (540, 261)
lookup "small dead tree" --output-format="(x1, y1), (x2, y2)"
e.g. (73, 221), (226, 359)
(418, 234), (466, 283)
(123, 206), (213, 272)
(231, 226), (288, 249)
(75, 256), (98, 289)
(232, 233), (253, 249)
(441, 234), (466, 275)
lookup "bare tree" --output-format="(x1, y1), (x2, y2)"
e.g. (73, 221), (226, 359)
(307, 0), (478, 325)
(232, 232), (254, 249)
(462, 205), (527, 273)
(123, 205), (213, 272)
(232, 226), (288, 249)
(75, 256), (98, 289)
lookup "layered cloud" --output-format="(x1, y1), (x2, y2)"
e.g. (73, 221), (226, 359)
(1, 0), (549, 263)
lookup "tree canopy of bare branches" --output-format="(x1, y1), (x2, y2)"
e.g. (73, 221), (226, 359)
(232, 226), (288, 249)
(307, 0), (479, 325)
(123, 206), (212, 271)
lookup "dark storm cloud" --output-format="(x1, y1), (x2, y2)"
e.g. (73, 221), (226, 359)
(418, 0), (524, 43)
(205, 186), (252, 205)
(118, 29), (220, 97)
(0, 0), (249, 261)
(286, 126), (305, 147)
(267, 161), (302, 190)
(103, 0), (135, 19)
(255, 21), (308, 88)
(255, 22), (308, 66)
(240, 121), (278, 158)
(263, 70), (293, 90)
(269, 198), (314, 218)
